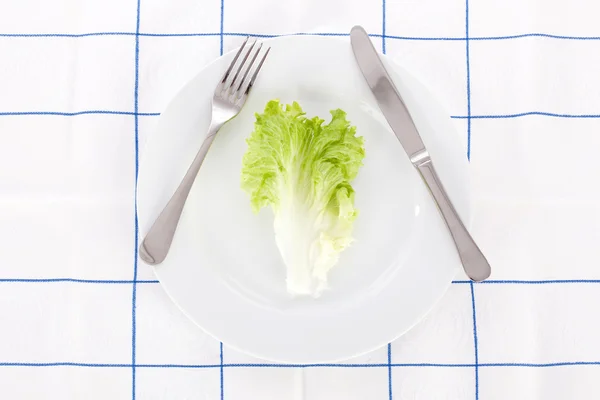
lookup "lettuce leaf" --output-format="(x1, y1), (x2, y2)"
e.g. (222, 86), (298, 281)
(241, 100), (365, 297)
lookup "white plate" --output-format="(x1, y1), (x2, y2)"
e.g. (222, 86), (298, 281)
(137, 35), (470, 363)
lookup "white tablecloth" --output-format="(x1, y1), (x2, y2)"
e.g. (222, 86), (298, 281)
(2, 0), (600, 398)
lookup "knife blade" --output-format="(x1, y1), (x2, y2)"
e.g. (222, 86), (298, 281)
(350, 25), (491, 282)
(349, 27), (426, 162)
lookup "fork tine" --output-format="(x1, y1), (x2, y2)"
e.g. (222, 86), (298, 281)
(241, 46), (271, 96)
(227, 39), (257, 91)
(219, 36), (249, 85)
(233, 42), (263, 94)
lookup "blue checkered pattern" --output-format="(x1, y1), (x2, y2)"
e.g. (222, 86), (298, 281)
(1, 0), (600, 398)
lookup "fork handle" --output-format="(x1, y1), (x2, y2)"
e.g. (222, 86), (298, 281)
(139, 121), (222, 265)
(415, 156), (491, 282)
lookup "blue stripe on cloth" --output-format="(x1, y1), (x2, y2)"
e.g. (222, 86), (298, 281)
(220, 0), (225, 55)
(225, 32), (460, 41)
(0, 32), (137, 37)
(223, 363), (458, 368)
(471, 33), (600, 41)
(1, 361), (599, 368)
(453, 112), (600, 119)
(470, 282), (480, 400)
(3, 31), (600, 41)
(3, 278), (600, 285)
(220, 343), (224, 400)
(223, 362), (475, 368)
(0, 110), (158, 116)
(387, 344), (393, 400)
(465, 0), (472, 161)
(0, 362), (132, 367)
(5, 110), (600, 120)
(382, 0), (387, 54)
(480, 362), (600, 367)
(137, 364), (222, 368)
(0, 278), (159, 284)
(226, 32), (353, 38)
(132, 0), (142, 398)
(139, 32), (219, 37)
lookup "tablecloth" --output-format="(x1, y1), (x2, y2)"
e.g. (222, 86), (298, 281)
(2, 0), (600, 398)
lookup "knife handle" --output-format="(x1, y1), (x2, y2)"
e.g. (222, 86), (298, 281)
(414, 153), (491, 282)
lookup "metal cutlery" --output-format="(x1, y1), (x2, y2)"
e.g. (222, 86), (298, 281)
(139, 37), (270, 265)
(350, 25), (491, 282)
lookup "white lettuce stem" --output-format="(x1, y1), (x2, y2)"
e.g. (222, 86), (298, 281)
(273, 174), (323, 296)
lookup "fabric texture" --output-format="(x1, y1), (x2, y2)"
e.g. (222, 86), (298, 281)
(1, 0), (599, 398)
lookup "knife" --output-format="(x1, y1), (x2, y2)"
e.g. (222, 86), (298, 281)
(350, 25), (491, 282)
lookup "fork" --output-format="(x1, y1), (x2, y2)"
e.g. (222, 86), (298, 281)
(139, 37), (271, 265)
